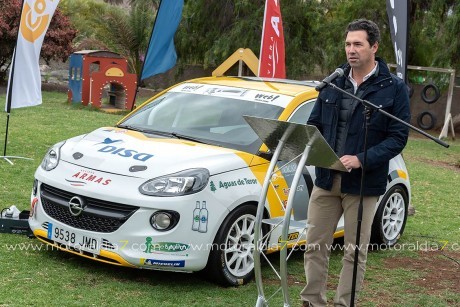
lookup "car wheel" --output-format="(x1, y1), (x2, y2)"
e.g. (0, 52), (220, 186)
(371, 185), (408, 247)
(206, 204), (257, 286)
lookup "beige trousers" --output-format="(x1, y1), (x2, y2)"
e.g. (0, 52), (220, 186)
(300, 175), (378, 307)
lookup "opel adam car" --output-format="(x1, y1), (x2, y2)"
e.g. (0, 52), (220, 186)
(29, 76), (411, 286)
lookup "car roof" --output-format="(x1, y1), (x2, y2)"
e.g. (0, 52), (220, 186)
(188, 76), (320, 97)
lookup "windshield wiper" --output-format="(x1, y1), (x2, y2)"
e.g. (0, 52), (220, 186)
(171, 132), (218, 146)
(116, 125), (170, 136)
(116, 124), (143, 132)
(116, 125), (218, 146)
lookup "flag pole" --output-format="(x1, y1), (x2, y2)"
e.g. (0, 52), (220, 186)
(2, 0), (33, 165)
(3, 1), (21, 157)
(130, 0), (163, 111)
(3, 114), (11, 157)
(404, 0), (409, 84)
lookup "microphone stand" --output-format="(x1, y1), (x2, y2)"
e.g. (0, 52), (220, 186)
(320, 80), (449, 307)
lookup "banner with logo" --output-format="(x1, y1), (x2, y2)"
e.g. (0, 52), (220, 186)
(386, 0), (409, 83)
(5, 0), (60, 112)
(258, 0), (286, 78)
(140, 0), (184, 81)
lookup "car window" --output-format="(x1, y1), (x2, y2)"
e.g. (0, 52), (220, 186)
(287, 100), (316, 124)
(120, 92), (284, 153)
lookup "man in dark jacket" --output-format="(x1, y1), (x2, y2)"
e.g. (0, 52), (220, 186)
(300, 19), (410, 306)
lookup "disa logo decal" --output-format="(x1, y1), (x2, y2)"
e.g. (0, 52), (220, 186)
(98, 145), (153, 162)
(97, 138), (123, 145)
(20, 0), (53, 43)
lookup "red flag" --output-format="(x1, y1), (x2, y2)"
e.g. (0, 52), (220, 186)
(258, 0), (286, 78)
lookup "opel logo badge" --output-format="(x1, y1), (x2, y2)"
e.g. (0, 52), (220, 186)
(69, 196), (86, 217)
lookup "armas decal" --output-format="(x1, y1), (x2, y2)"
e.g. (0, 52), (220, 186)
(66, 170), (112, 186)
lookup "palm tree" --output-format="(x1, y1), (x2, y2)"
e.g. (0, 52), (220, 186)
(91, 2), (155, 75)
(104, 0), (160, 9)
(102, 0), (126, 5)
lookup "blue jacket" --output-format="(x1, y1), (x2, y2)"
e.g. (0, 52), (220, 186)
(308, 58), (410, 196)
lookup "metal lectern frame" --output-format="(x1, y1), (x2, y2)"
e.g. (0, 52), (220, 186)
(244, 116), (347, 307)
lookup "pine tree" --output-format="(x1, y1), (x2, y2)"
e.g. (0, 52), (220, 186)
(210, 181), (216, 193)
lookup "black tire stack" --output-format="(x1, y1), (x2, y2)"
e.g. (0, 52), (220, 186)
(416, 83), (441, 130)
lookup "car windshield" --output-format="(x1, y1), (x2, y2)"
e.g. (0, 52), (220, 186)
(118, 85), (285, 153)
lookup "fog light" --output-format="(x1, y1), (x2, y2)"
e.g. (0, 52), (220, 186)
(149, 211), (180, 231)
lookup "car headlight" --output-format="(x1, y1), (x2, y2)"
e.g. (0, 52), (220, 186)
(139, 168), (210, 197)
(41, 141), (65, 171)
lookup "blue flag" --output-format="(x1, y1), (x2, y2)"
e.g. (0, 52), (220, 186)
(141, 0), (184, 80)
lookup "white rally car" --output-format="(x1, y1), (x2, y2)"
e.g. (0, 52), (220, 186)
(29, 77), (410, 286)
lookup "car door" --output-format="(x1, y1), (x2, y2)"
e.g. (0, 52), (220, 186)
(283, 99), (317, 221)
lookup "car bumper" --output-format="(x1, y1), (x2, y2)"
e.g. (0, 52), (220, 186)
(30, 164), (230, 272)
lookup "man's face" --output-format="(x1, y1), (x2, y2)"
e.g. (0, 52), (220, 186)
(345, 30), (378, 71)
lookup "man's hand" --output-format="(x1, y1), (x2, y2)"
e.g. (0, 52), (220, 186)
(340, 155), (361, 170)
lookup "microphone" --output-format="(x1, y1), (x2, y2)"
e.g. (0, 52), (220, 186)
(315, 68), (344, 92)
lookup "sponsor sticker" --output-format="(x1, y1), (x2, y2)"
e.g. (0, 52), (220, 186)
(192, 201), (208, 233)
(144, 238), (190, 253)
(97, 145), (153, 162)
(209, 178), (258, 192)
(102, 129), (127, 134)
(282, 185), (304, 196)
(169, 83), (292, 107)
(66, 169), (112, 186)
(96, 137), (124, 145)
(278, 232), (300, 243)
(141, 258), (185, 268)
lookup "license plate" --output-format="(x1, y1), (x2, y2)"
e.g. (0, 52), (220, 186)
(47, 223), (100, 254)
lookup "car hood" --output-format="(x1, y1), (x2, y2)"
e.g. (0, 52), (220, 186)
(60, 127), (254, 178)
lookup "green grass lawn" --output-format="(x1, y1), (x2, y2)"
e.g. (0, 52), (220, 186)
(1, 91), (459, 306)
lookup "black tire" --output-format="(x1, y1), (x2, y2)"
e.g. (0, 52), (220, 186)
(205, 204), (257, 286)
(417, 111), (437, 130)
(421, 83), (440, 104)
(371, 185), (408, 247)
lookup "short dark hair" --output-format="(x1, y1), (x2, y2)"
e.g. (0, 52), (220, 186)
(345, 19), (381, 46)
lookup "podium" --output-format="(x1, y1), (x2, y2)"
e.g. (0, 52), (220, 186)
(243, 116), (347, 307)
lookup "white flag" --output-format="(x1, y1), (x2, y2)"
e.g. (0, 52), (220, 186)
(5, 0), (60, 112)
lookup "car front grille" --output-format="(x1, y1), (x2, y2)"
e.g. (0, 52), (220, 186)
(40, 183), (139, 233)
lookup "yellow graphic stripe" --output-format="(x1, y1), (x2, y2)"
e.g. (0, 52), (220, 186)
(235, 152), (289, 218)
(277, 93), (318, 121)
(333, 230), (345, 239)
(34, 229), (135, 267)
(397, 169), (408, 180)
